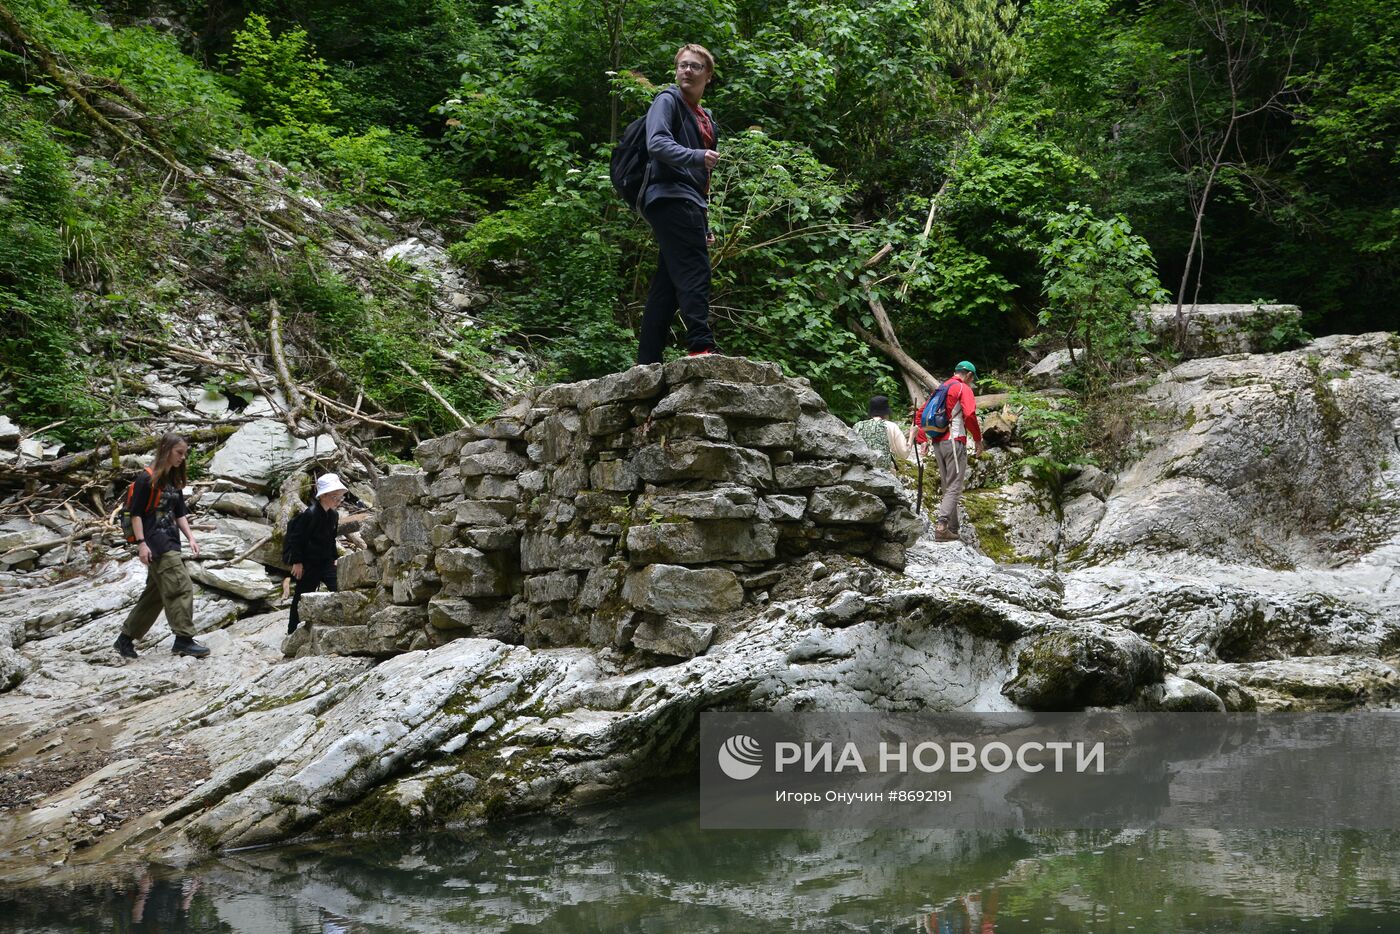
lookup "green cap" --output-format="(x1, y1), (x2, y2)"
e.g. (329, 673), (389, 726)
(955, 360), (977, 378)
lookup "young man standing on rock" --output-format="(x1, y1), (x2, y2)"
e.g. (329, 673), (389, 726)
(637, 44), (720, 364)
(114, 434), (210, 659)
(926, 362), (983, 542)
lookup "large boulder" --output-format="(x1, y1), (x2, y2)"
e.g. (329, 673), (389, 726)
(622, 565), (744, 614)
(208, 419), (337, 493)
(188, 560), (279, 601)
(1142, 303), (1303, 356)
(1085, 333), (1400, 568)
(1002, 625), (1165, 709)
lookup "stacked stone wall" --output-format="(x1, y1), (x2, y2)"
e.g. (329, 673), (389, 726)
(292, 356), (920, 658)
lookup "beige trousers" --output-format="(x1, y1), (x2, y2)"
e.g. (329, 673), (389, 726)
(934, 439), (968, 531)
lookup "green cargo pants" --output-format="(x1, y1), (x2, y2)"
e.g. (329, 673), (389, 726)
(121, 551), (195, 639)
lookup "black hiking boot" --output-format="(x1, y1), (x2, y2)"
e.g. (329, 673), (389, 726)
(113, 633), (138, 659)
(287, 620), (298, 635)
(172, 636), (211, 658)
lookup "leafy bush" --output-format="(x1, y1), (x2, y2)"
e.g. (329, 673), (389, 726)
(706, 130), (900, 417)
(1037, 202), (1165, 383)
(5, 0), (240, 153)
(224, 12), (470, 221)
(1007, 390), (1089, 492)
(0, 96), (104, 443)
(225, 13), (341, 127)
(232, 251), (498, 434)
(250, 122), (470, 220)
(438, 69), (582, 190)
(451, 163), (637, 380)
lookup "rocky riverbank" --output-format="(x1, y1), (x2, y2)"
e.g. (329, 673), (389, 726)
(1, 333), (1397, 883)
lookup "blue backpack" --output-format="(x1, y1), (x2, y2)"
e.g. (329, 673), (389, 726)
(919, 380), (955, 436)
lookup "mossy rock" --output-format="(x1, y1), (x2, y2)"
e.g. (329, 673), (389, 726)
(1003, 627), (1165, 710)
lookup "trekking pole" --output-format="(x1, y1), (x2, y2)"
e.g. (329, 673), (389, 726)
(913, 426), (925, 515)
(914, 445), (924, 515)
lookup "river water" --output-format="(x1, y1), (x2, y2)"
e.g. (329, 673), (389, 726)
(4, 787), (1400, 932)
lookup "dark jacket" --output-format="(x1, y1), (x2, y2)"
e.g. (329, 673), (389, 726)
(643, 85), (717, 211)
(284, 502), (339, 566)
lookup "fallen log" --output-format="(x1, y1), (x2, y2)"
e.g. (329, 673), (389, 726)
(0, 425), (240, 483)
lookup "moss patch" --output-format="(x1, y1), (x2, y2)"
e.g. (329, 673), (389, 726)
(962, 492), (1017, 564)
(314, 783), (413, 835)
(1304, 354), (1344, 445)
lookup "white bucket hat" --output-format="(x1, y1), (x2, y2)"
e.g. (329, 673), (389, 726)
(315, 473), (348, 498)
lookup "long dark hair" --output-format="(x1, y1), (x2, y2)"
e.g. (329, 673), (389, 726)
(150, 433), (188, 490)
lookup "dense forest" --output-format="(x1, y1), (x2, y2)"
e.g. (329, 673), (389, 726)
(1, 0), (1395, 448)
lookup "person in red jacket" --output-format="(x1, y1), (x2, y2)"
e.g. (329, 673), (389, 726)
(930, 361), (983, 542)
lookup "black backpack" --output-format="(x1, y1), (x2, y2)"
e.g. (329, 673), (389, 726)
(281, 506), (309, 565)
(609, 116), (651, 213)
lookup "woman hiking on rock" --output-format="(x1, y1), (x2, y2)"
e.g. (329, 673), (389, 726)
(113, 433), (209, 660)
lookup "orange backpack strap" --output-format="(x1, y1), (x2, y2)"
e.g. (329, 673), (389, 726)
(140, 466), (160, 513)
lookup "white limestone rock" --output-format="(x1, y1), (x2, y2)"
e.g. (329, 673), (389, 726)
(208, 419), (337, 492)
(189, 559), (279, 601)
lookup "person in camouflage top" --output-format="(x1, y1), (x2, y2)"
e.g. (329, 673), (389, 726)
(851, 396), (911, 466)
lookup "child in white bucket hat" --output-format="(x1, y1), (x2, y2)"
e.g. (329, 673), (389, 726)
(283, 472), (349, 635)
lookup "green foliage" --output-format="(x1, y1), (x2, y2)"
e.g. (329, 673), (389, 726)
(887, 118), (1162, 375)
(221, 12), (470, 219)
(1037, 203), (1165, 382)
(1245, 300), (1312, 353)
(225, 13), (341, 127)
(243, 0), (494, 133)
(4, 0), (240, 153)
(1007, 390), (1090, 492)
(450, 161), (638, 381)
(707, 130), (899, 417)
(718, 0), (1021, 196)
(250, 122), (470, 219)
(232, 249), (497, 433)
(1013, 0), (1398, 335)
(437, 70), (581, 188)
(0, 93), (103, 443)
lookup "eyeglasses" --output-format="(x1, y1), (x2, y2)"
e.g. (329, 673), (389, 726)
(676, 61), (707, 73)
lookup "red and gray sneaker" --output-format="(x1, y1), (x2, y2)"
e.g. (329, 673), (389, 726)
(687, 347), (720, 357)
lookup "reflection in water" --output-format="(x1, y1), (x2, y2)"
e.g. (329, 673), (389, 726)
(4, 789), (1400, 932)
